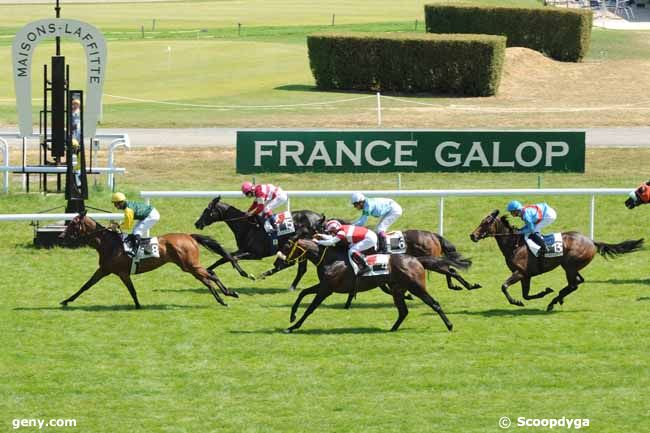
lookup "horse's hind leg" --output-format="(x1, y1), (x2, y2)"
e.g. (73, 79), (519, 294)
(61, 268), (108, 307)
(207, 271), (239, 298)
(448, 267), (481, 290)
(408, 286), (453, 331)
(546, 267), (581, 312)
(189, 267), (227, 306)
(521, 277), (554, 300)
(389, 286), (409, 331)
(118, 274), (142, 309)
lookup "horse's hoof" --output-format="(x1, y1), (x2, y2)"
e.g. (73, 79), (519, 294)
(257, 274), (266, 280)
(60, 301), (68, 307)
(290, 315), (296, 322)
(471, 284), (482, 290)
(449, 286), (463, 291)
(135, 304), (142, 310)
(231, 291), (239, 298)
(248, 274), (256, 281)
(447, 323), (454, 332)
(514, 301), (525, 307)
(288, 285), (296, 292)
(546, 287), (554, 293)
(546, 303), (555, 312)
(283, 328), (293, 334)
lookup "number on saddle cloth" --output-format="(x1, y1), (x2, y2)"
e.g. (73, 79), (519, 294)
(384, 231), (406, 254)
(533, 233), (563, 258)
(354, 254), (390, 277)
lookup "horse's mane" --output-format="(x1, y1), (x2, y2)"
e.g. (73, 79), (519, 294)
(499, 215), (517, 232)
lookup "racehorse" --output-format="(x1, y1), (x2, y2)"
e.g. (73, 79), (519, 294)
(58, 213), (240, 308)
(470, 210), (644, 311)
(262, 228), (480, 308)
(194, 196), (326, 288)
(625, 180), (650, 209)
(280, 239), (463, 333)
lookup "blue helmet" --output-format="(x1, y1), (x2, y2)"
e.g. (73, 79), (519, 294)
(506, 200), (523, 212)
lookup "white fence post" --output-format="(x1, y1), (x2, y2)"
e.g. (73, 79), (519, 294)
(376, 92), (381, 127)
(589, 194), (595, 239)
(438, 196), (444, 236)
(0, 138), (8, 193)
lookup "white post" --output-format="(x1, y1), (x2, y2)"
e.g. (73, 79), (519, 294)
(1, 138), (8, 193)
(287, 197), (291, 212)
(438, 196), (444, 236)
(376, 92), (381, 127)
(589, 194), (595, 239)
(21, 137), (27, 191)
(397, 173), (402, 190)
(107, 135), (130, 189)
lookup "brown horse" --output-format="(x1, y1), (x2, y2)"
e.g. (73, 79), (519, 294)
(281, 239), (460, 333)
(470, 210), (644, 311)
(58, 213), (239, 308)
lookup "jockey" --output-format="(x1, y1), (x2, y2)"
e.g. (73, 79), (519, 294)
(351, 192), (403, 253)
(111, 192), (160, 257)
(241, 181), (288, 229)
(315, 220), (378, 274)
(506, 200), (557, 257)
(626, 180), (650, 209)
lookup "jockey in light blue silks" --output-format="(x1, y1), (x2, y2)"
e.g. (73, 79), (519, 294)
(506, 200), (557, 257)
(351, 192), (402, 253)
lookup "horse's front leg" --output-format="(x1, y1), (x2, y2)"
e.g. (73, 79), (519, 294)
(290, 283), (320, 322)
(288, 260), (308, 292)
(61, 268), (108, 307)
(521, 277), (553, 300)
(208, 251), (255, 280)
(285, 288), (332, 333)
(501, 272), (525, 307)
(117, 273), (142, 309)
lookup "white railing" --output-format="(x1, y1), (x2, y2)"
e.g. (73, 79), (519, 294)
(0, 213), (123, 222)
(140, 188), (632, 238)
(0, 132), (129, 192)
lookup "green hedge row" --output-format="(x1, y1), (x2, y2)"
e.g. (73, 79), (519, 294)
(307, 32), (506, 97)
(425, 4), (592, 62)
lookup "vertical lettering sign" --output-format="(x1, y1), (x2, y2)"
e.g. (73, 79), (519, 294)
(236, 131), (585, 173)
(13, 19), (107, 139)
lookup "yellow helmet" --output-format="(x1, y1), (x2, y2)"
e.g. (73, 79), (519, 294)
(111, 192), (126, 202)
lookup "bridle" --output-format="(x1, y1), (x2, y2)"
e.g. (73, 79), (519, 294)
(64, 219), (110, 243)
(203, 202), (252, 224)
(474, 214), (519, 240)
(285, 240), (328, 266)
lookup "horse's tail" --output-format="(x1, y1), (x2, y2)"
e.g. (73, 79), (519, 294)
(594, 238), (644, 259)
(433, 232), (470, 265)
(417, 255), (471, 272)
(191, 234), (234, 260)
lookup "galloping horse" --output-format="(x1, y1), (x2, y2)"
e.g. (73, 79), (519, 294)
(59, 213), (240, 308)
(263, 229), (481, 293)
(194, 196), (326, 288)
(280, 239), (462, 333)
(470, 210), (644, 311)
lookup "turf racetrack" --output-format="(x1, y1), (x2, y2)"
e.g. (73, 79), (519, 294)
(1, 148), (649, 432)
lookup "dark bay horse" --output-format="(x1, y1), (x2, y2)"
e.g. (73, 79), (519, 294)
(59, 213), (239, 308)
(263, 229), (481, 293)
(470, 210), (644, 311)
(280, 239), (461, 333)
(194, 196), (326, 289)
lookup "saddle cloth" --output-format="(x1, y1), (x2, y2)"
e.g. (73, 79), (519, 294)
(124, 236), (160, 274)
(351, 254), (391, 277)
(385, 231), (407, 254)
(526, 233), (563, 258)
(263, 211), (295, 237)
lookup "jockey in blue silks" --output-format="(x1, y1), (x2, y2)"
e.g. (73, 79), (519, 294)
(351, 192), (402, 253)
(506, 200), (557, 257)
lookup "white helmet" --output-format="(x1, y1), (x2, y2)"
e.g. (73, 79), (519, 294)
(351, 192), (365, 205)
(325, 220), (342, 233)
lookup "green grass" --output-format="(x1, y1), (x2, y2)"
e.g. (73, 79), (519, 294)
(1, 147), (649, 432)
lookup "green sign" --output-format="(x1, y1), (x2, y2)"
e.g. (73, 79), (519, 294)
(236, 131), (585, 173)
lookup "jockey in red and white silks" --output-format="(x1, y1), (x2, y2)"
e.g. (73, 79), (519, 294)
(241, 182), (288, 225)
(316, 220), (377, 273)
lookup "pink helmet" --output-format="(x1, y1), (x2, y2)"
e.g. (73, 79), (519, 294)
(325, 220), (342, 233)
(241, 181), (254, 194)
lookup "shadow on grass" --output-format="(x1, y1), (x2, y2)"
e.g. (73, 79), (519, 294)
(268, 301), (394, 310)
(637, 297), (650, 301)
(452, 308), (584, 317)
(152, 287), (288, 295)
(14, 303), (208, 312)
(274, 84), (317, 92)
(231, 327), (386, 335)
(590, 279), (650, 286)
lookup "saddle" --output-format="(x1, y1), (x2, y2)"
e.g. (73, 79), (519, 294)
(526, 233), (563, 258)
(350, 254), (391, 277)
(262, 211), (295, 237)
(384, 231), (407, 254)
(123, 236), (160, 274)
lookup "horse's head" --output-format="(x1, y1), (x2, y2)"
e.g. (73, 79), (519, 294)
(195, 195), (226, 229)
(277, 238), (318, 264)
(469, 209), (501, 242)
(59, 211), (97, 245)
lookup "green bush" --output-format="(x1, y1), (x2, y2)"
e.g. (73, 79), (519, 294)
(425, 4), (592, 62)
(307, 32), (506, 97)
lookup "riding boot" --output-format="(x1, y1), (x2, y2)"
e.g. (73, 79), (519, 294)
(377, 232), (387, 253)
(351, 251), (371, 274)
(255, 214), (266, 229)
(529, 232), (547, 258)
(130, 234), (142, 258)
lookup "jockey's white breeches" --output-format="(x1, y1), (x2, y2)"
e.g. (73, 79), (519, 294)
(133, 208), (160, 236)
(263, 190), (288, 215)
(376, 204), (403, 233)
(349, 231), (378, 256)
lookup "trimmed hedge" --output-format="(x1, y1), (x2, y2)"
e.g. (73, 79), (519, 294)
(425, 4), (592, 62)
(307, 32), (506, 97)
